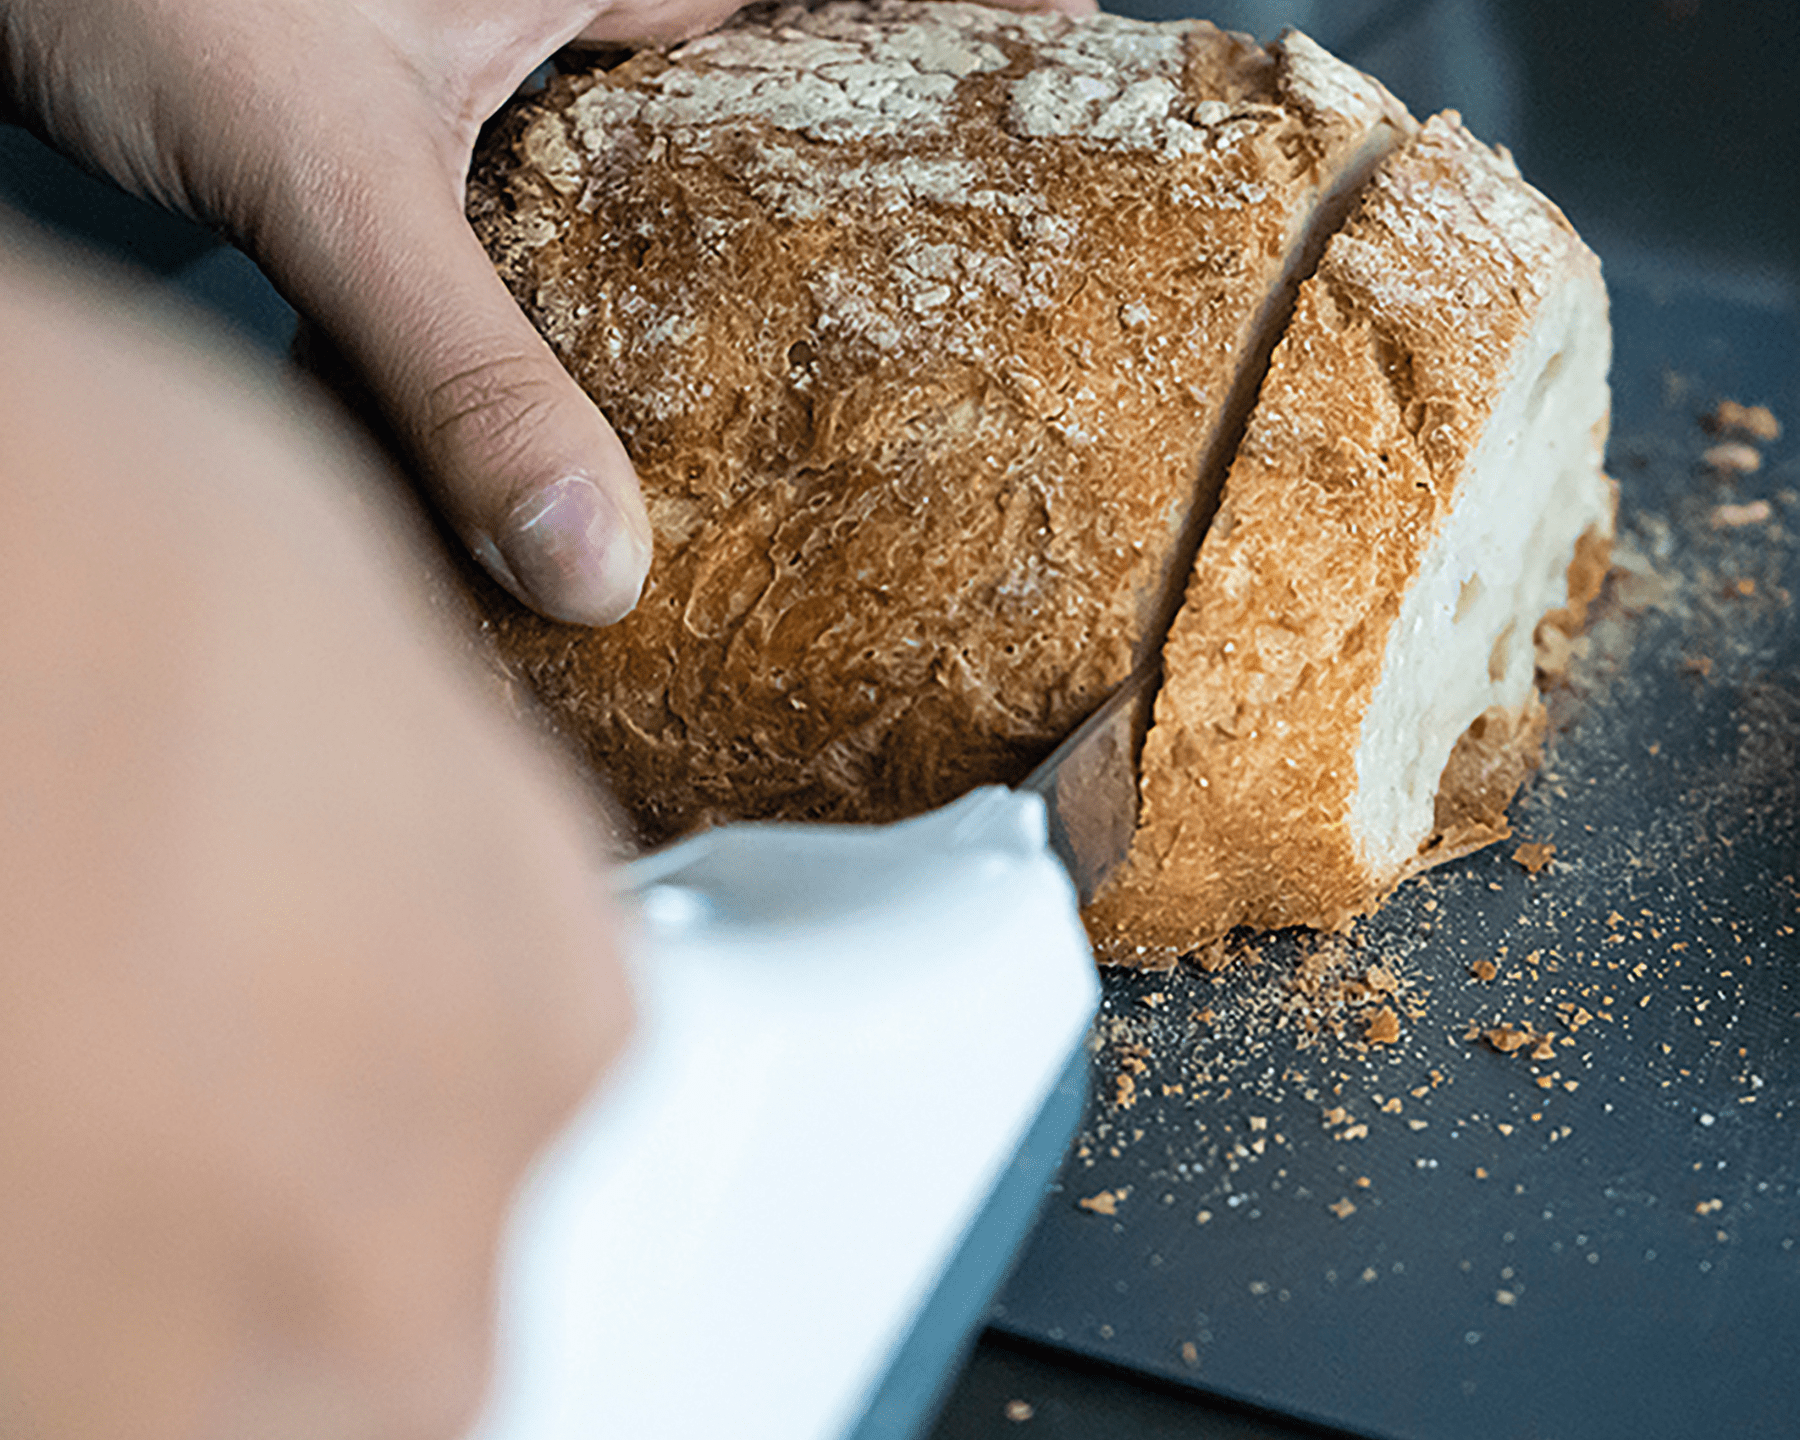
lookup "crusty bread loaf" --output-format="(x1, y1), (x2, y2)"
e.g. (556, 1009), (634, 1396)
(1083, 112), (1615, 963)
(467, 5), (1616, 960)
(467, 0), (1413, 843)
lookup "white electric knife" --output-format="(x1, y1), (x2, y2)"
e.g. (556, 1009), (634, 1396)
(469, 666), (1162, 1440)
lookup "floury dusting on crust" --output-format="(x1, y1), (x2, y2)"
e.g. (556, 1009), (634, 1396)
(1083, 113), (1615, 963)
(466, 1), (1418, 846)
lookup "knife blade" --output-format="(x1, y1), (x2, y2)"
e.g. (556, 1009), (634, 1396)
(1018, 660), (1161, 906)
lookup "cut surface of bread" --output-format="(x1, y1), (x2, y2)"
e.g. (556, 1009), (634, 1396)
(467, 1), (1413, 843)
(1082, 113), (1615, 964)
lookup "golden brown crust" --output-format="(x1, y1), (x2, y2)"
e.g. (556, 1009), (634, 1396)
(466, 2), (1409, 842)
(1083, 114), (1613, 963)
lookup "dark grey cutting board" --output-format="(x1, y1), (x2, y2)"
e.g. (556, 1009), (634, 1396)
(986, 271), (1800, 1440)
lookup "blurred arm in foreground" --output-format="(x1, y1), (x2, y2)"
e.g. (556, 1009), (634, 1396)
(0, 238), (633, 1440)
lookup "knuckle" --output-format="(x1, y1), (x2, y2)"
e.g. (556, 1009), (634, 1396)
(418, 351), (572, 479)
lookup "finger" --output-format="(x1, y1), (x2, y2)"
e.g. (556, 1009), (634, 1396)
(975, 0), (1101, 16)
(574, 0), (748, 46)
(252, 133), (653, 627)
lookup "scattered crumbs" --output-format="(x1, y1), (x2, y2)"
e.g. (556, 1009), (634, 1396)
(1323, 1106), (1350, 1127)
(1470, 959), (1499, 982)
(1248, 1115), (1269, 1131)
(1079, 1189), (1124, 1216)
(1408, 1118), (1430, 1131)
(1329, 1197), (1358, 1219)
(1706, 399), (1782, 442)
(1115, 1072), (1138, 1109)
(1711, 499), (1773, 529)
(1704, 441), (1763, 475)
(1512, 841), (1557, 875)
(1484, 1024), (1538, 1054)
(1381, 1097), (1404, 1114)
(1681, 653), (1715, 679)
(1364, 1007), (1402, 1046)
(1696, 1198), (1724, 1216)
(1004, 1400), (1035, 1423)
(1139, 991), (1167, 1009)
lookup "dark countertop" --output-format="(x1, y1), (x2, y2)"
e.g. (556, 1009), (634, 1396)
(928, 4), (1800, 1436)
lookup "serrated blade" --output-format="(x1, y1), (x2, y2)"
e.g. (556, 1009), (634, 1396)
(1018, 661), (1161, 906)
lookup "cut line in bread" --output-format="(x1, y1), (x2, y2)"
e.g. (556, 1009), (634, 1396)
(467, 1), (1414, 844)
(464, 10), (1617, 960)
(1082, 113), (1615, 964)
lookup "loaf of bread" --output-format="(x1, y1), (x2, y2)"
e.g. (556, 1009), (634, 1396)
(468, 0), (1413, 842)
(467, 3), (1614, 956)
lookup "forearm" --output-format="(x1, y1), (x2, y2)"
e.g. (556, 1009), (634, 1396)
(0, 234), (630, 1440)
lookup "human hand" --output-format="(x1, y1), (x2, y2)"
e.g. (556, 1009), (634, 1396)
(0, 0), (1094, 627)
(0, 242), (632, 1440)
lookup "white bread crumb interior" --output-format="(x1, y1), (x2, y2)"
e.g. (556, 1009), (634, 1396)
(1085, 114), (1614, 961)
(466, 14), (1616, 960)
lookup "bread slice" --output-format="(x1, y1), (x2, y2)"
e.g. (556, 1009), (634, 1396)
(467, 1), (1413, 843)
(1083, 113), (1615, 964)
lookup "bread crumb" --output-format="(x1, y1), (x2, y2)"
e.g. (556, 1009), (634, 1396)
(1484, 1023), (1536, 1053)
(1710, 499), (1773, 528)
(1696, 1198), (1724, 1215)
(1704, 442), (1763, 475)
(1329, 1197), (1358, 1218)
(1364, 1007), (1402, 1046)
(1470, 958), (1499, 981)
(1004, 1399), (1035, 1422)
(1180, 1341), (1200, 1365)
(1496, 1289), (1518, 1306)
(1079, 1189), (1124, 1215)
(1706, 399), (1782, 442)
(1511, 841), (1556, 874)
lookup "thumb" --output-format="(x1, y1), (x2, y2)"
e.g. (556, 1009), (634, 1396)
(267, 153), (653, 627)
